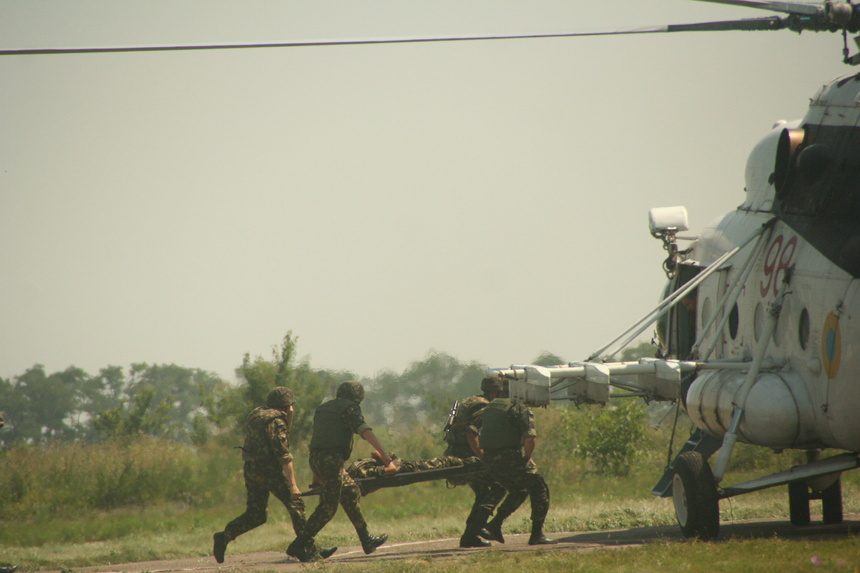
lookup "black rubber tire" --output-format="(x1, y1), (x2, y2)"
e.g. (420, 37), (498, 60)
(821, 478), (843, 525)
(788, 481), (811, 526)
(672, 451), (720, 540)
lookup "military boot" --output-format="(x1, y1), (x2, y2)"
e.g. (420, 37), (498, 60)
(319, 547), (338, 559)
(527, 520), (558, 545)
(212, 531), (229, 564)
(358, 527), (388, 555)
(460, 523), (491, 548)
(480, 514), (506, 544)
(287, 536), (320, 562)
(460, 507), (492, 548)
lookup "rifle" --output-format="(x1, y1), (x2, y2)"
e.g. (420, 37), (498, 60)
(443, 400), (460, 441)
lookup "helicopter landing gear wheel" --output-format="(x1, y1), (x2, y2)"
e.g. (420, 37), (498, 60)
(672, 451), (720, 540)
(788, 481), (810, 526)
(822, 478), (843, 525)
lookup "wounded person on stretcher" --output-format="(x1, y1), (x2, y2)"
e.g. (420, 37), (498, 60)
(307, 452), (483, 496)
(347, 452), (475, 479)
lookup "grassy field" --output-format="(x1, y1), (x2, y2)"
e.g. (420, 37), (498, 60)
(2, 414), (859, 573)
(2, 466), (858, 572)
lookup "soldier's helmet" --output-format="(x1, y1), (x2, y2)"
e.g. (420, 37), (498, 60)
(336, 381), (365, 404)
(480, 375), (504, 394)
(266, 386), (296, 409)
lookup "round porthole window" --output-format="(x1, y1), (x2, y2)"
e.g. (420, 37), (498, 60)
(753, 303), (765, 342)
(798, 308), (810, 350)
(772, 306), (782, 347)
(728, 304), (739, 340)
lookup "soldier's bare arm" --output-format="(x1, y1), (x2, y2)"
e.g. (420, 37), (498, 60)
(360, 429), (398, 475)
(282, 459), (302, 499)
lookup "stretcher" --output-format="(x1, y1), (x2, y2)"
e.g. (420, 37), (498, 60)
(302, 461), (487, 496)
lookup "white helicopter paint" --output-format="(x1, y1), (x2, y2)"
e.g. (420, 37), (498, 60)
(490, 1), (860, 542)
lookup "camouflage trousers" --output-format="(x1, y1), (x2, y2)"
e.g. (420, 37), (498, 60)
(223, 460), (307, 541)
(467, 469), (507, 517)
(302, 449), (367, 541)
(483, 449), (550, 524)
(445, 446), (507, 518)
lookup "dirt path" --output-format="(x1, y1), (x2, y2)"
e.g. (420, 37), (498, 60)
(42, 515), (860, 573)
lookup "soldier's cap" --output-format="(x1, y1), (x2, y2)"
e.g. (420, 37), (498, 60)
(336, 380), (365, 403)
(266, 386), (296, 409)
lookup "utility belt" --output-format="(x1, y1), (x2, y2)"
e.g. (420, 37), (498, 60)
(309, 446), (350, 460)
(482, 446), (523, 457)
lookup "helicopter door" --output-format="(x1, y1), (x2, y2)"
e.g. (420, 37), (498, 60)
(665, 264), (702, 360)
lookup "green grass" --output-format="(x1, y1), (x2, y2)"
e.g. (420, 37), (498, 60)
(328, 538), (860, 573)
(2, 427), (859, 572)
(3, 470), (858, 571)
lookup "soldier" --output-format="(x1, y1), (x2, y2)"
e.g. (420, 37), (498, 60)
(287, 381), (397, 562)
(212, 387), (335, 564)
(479, 387), (557, 546)
(444, 376), (507, 548)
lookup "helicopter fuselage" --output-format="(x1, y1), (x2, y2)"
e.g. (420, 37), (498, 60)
(681, 209), (859, 452)
(675, 72), (859, 453)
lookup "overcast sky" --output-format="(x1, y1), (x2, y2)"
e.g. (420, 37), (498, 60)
(0, 1), (850, 382)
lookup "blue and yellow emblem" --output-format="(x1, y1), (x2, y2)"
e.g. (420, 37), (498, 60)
(821, 312), (841, 379)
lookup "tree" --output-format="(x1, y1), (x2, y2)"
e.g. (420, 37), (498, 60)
(364, 351), (487, 431)
(0, 365), (86, 445)
(92, 384), (175, 439)
(619, 341), (658, 362)
(531, 351), (566, 366)
(234, 332), (342, 443)
(90, 364), (228, 443)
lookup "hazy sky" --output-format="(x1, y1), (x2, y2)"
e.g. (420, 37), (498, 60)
(0, 1), (850, 382)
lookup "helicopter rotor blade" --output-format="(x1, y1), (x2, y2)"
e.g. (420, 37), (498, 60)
(0, 17), (792, 56)
(667, 16), (786, 31)
(691, 0), (824, 16)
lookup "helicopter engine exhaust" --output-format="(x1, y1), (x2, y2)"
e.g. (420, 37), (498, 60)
(685, 369), (820, 450)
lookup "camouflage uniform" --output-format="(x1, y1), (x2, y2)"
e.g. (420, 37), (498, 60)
(480, 398), (556, 545)
(291, 381), (387, 559)
(222, 406), (307, 539)
(214, 387), (308, 563)
(445, 393), (507, 547)
(306, 448), (368, 536)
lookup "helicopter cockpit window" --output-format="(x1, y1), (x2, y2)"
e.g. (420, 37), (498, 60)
(774, 123), (860, 278)
(660, 264), (702, 360)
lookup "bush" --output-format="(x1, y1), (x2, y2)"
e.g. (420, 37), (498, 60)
(562, 400), (647, 476)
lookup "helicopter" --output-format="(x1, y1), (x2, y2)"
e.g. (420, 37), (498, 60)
(2, 0), (857, 544)
(487, 0), (860, 541)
